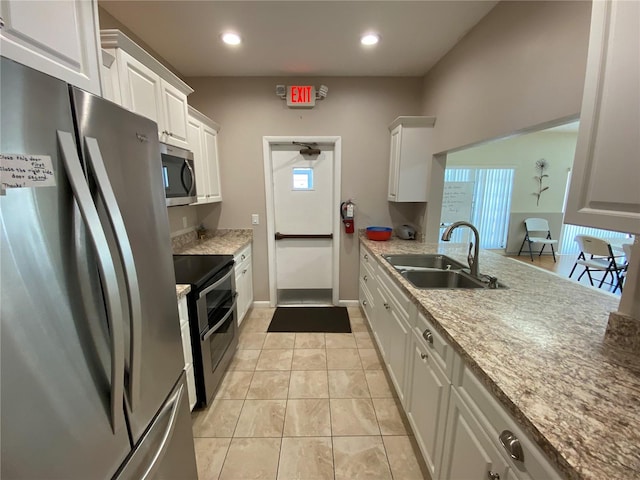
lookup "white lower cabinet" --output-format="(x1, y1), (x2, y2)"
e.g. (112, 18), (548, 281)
(440, 389), (510, 480)
(234, 244), (253, 326)
(177, 295), (197, 411)
(359, 246), (564, 480)
(406, 335), (450, 479)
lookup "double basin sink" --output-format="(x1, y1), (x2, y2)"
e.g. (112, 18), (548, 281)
(382, 254), (505, 290)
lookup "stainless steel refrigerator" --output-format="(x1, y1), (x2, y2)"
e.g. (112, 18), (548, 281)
(0, 57), (198, 479)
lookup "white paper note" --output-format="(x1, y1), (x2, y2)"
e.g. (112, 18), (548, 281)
(0, 153), (56, 189)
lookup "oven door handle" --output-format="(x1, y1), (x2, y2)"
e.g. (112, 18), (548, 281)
(201, 294), (238, 342)
(198, 265), (234, 300)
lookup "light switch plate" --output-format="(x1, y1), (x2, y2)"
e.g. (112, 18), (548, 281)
(251, 214), (259, 225)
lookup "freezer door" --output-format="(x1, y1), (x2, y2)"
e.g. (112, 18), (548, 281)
(0, 58), (131, 478)
(71, 88), (186, 443)
(114, 372), (198, 480)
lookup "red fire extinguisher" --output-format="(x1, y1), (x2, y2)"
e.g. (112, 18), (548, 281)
(341, 200), (355, 234)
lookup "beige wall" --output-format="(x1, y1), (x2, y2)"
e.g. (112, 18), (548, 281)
(98, 6), (185, 80)
(447, 131), (577, 213)
(185, 77), (424, 301)
(420, 0), (591, 241)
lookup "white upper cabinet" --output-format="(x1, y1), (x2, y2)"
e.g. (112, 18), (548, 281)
(187, 106), (222, 204)
(116, 49), (163, 126)
(0, 0), (101, 95)
(387, 116), (436, 202)
(565, 0), (640, 234)
(101, 29), (193, 150)
(159, 79), (189, 149)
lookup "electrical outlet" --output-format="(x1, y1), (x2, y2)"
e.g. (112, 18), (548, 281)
(182, 216), (188, 228)
(251, 214), (259, 225)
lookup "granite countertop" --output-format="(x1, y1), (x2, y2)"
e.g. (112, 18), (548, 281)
(176, 284), (191, 299)
(174, 229), (252, 255)
(360, 235), (640, 480)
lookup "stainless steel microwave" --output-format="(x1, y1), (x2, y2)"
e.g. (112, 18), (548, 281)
(160, 143), (196, 206)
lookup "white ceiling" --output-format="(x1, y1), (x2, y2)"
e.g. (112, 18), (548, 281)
(99, 1), (498, 77)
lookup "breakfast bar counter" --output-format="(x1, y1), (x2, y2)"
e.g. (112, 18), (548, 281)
(360, 235), (639, 480)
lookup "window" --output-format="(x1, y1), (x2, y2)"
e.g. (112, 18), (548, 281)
(292, 167), (313, 190)
(441, 167), (515, 249)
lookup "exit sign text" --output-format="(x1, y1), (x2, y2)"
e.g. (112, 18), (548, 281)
(286, 85), (316, 107)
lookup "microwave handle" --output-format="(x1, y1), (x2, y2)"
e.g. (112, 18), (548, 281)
(181, 160), (196, 196)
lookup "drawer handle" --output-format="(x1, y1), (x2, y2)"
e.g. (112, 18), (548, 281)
(499, 430), (524, 462)
(241, 254), (246, 260)
(362, 300), (368, 306)
(363, 275), (368, 281)
(488, 472), (500, 480)
(422, 329), (433, 344)
(384, 302), (390, 310)
(364, 254), (369, 260)
(420, 353), (427, 360)
(242, 269), (247, 274)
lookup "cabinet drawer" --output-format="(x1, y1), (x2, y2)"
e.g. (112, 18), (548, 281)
(377, 267), (411, 319)
(456, 366), (563, 480)
(359, 248), (378, 274)
(415, 311), (453, 379)
(359, 279), (375, 322)
(234, 244), (251, 265)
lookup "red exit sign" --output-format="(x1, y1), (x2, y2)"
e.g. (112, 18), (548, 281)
(287, 85), (316, 107)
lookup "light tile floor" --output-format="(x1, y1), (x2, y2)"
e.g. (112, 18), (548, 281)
(192, 306), (430, 480)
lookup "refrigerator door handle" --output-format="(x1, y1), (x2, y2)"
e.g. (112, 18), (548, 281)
(57, 131), (126, 434)
(115, 381), (186, 480)
(84, 136), (142, 412)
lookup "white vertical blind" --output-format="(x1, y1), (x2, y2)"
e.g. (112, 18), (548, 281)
(442, 168), (515, 249)
(559, 224), (631, 254)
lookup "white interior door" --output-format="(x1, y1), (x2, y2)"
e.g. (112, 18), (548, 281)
(269, 142), (336, 305)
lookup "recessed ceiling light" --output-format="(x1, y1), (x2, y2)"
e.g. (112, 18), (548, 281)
(361, 33), (380, 46)
(222, 32), (241, 45)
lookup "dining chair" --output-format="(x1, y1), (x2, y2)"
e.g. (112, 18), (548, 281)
(569, 235), (627, 292)
(616, 243), (633, 293)
(518, 218), (558, 262)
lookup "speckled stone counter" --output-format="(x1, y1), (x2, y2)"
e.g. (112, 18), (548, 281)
(176, 284), (191, 299)
(173, 229), (252, 255)
(360, 235), (640, 480)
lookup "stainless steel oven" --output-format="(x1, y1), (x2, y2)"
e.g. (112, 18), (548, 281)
(173, 255), (237, 407)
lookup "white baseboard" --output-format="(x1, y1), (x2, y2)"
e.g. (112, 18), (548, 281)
(250, 301), (273, 308)
(338, 300), (360, 307)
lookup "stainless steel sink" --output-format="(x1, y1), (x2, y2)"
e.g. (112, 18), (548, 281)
(382, 254), (466, 271)
(400, 270), (507, 289)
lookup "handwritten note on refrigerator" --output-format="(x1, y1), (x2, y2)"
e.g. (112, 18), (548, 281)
(0, 154), (56, 189)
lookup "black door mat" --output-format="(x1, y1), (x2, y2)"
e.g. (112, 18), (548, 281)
(267, 306), (351, 333)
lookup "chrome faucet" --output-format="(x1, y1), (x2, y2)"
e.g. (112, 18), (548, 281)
(441, 221), (480, 278)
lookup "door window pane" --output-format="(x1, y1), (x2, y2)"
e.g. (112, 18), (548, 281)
(292, 167), (314, 190)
